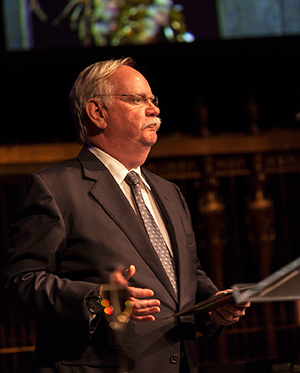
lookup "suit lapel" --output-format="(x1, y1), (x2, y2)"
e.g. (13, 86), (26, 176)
(142, 169), (191, 303)
(77, 148), (178, 300)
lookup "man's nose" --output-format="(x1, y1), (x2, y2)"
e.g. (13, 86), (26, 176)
(146, 104), (160, 117)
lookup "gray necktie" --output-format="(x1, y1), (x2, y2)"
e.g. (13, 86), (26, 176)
(125, 171), (177, 294)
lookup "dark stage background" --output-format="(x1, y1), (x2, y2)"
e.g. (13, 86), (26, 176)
(1, 0), (300, 145)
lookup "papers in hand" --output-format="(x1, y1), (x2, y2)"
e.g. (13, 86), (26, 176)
(174, 256), (300, 317)
(173, 290), (235, 317)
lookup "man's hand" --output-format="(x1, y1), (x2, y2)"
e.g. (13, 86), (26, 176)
(208, 290), (250, 326)
(109, 265), (161, 322)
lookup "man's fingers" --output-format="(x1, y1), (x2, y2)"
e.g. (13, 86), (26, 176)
(128, 286), (155, 298)
(132, 305), (161, 316)
(209, 309), (240, 325)
(220, 304), (246, 317)
(235, 301), (251, 309)
(131, 298), (161, 309)
(124, 265), (136, 280)
(109, 265), (127, 285)
(209, 299), (250, 325)
(131, 315), (156, 322)
(131, 305), (160, 321)
(128, 296), (161, 321)
(109, 264), (136, 285)
(109, 266), (161, 323)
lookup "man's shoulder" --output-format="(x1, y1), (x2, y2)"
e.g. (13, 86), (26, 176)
(142, 167), (180, 193)
(32, 147), (94, 178)
(33, 157), (81, 178)
(142, 167), (171, 184)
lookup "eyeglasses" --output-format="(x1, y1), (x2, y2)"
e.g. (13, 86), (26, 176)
(94, 94), (159, 107)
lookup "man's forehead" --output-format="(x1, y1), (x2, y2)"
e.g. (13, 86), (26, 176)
(109, 66), (151, 93)
(111, 65), (146, 82)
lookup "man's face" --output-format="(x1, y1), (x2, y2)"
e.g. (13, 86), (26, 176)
(101, 65), (161, 151)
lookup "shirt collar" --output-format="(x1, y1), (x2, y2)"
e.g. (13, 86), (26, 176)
(87, 145), (151, 190)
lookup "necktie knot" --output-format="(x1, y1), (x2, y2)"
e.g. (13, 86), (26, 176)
(125, 171), (140, 186)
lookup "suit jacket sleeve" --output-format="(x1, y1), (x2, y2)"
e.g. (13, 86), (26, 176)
(4, 172), (98, 337)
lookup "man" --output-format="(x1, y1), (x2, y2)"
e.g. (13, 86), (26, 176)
(5, 57), (249, 372)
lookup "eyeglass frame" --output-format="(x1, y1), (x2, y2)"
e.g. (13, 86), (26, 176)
(94, 94), (159, 107)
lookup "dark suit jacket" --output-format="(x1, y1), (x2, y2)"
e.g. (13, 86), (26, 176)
(5, 147), (221, 372)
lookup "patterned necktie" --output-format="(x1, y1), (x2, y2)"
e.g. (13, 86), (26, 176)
(125, 171), (177, 294)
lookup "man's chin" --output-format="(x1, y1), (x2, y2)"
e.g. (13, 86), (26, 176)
(144, 132), (158, 147)
(140, 124), (159, 146)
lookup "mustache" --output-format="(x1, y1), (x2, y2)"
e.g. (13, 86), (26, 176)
(142, 117), (161, 131)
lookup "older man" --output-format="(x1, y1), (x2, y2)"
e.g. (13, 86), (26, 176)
(5, 57), (249, 372)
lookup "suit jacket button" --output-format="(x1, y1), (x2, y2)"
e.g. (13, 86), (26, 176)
(170, 354), (179, 364)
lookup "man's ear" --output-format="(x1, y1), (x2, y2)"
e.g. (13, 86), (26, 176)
(85, 99), (107, 130)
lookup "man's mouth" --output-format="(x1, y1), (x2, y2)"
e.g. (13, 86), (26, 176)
(143, 117), (161, 131)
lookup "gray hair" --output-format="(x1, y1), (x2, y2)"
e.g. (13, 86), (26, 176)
(69, 57), (135, 144)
